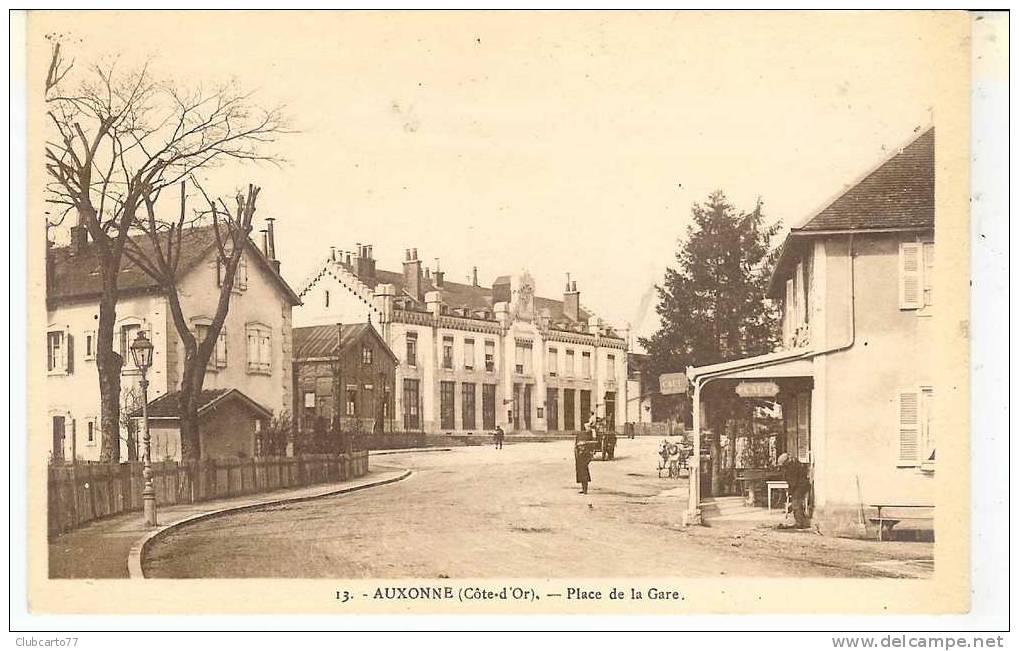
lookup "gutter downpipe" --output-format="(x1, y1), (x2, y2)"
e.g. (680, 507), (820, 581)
(684, 234), (856, 527)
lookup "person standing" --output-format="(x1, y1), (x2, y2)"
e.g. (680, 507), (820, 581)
(493, 425), (505, 450)
(777, 453), (810, 529)
(575, 429), (594, 494)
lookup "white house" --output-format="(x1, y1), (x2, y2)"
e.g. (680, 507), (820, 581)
(686, 127), (936, 535)
(293, 247), (629, 435)
(46, 222), (301, 462)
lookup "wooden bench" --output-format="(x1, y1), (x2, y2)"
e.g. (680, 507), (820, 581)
(869, 503), (934, 541)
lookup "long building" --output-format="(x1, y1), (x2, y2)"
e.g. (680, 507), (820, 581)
(294, 247), (629, 434)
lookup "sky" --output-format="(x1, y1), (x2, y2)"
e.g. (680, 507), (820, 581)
(28, 10), (968, 349)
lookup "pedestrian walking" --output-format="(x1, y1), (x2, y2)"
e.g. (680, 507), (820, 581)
(493, 425), (505, 450)
(575, 429), (594, 494)
(776, 453), (811, 529)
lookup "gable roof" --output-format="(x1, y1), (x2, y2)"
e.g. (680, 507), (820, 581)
(768, 127), (935, 297)
(48, 225), (302, 306)
(795, 127), (934, 233)
(131, 388), (272, 420)
(292, 321), (399, 363)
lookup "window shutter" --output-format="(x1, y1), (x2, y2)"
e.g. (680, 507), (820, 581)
(922, 242), (935, 307)
(238, 259), (248, 290)
(65, 333), (74, 374)
(216, 331), (228, 368)
(216, 260), (224, 287)
(899, 242), (922, 309)
(784, 278), (795, 340)
(898, 391), (920, 465)
(247, 329), (257, 365)
(794, 263), (805, 327)
(260, 331), (271, 370)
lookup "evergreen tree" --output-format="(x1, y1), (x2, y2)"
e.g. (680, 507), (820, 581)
(639, 190), (781, 493)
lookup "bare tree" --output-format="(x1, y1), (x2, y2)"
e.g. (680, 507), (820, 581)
(44, 42), (286, 462)
(123, 181), (261, 462)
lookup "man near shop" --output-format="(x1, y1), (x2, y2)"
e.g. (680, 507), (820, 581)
(777, 453), (811, 529)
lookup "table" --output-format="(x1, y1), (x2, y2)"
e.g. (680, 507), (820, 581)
(766, 480), (788, 512)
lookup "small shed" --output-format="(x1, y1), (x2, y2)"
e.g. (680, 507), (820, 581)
(133, 388), (272, 460)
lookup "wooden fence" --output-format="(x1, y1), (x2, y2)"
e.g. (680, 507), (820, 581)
(47, 451), (369, 538)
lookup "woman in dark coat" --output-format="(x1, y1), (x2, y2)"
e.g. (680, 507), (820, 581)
(575, 430), (594, 494)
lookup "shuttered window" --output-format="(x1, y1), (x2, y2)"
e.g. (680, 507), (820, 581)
(897, 391), (920, 466)
(246, 324), (272, 374)
(47, 331), (65, 373)
(83, 330), (96, 361)
(899, 242), (923, 309)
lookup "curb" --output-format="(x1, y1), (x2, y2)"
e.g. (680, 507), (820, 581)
(370, 447), (452, 456)
(127, 467), (412, 579)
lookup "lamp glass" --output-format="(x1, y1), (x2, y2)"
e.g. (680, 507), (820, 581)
(130, 331), (154, 370)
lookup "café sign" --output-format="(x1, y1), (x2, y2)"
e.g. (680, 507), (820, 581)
(659, 373), (689, 396)
(735, 381), (780, 399)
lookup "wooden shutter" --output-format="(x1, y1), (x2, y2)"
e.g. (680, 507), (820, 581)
(216, 331), (228, 368)
(64, 332), (74, 374)
(784, 278), (795, 341)
(922, 242), (935, 307)
(260, 330), (271, 371)
(898, 391), (920, 465)
(246, 328), (257, 367)
(238, 258), (248, 290)
(794, 263), (805, 328)
(899, 242), (922, 309)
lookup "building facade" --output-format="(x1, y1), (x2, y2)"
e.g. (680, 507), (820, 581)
(294, 249), (629, 434)
(46, 223), (300, 462)
(686, 127), (936, 534)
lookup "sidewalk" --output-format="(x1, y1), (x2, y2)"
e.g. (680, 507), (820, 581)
(48, 465), (410, 579)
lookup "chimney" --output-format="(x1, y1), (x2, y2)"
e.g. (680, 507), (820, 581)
(472, 266), (478, 287)
(356, 243), (376, 282)
(70, 225), (88, 255)
(402, 248), (423, 303)
(262, 230), (271, 257)
(345, 252), (352, 267)
(564, 278), (580, 322)
(265, 217), (280, 273)
(424, 266), (431, 280)
(329, 246), (336, 262)
(434, 259), (444, 288)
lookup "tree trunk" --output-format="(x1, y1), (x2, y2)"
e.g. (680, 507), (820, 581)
(178, 362), (202, 461)
(96, 286), (123, 463)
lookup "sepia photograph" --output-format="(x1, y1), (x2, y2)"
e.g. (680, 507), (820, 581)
(11, 7), (1005, 630)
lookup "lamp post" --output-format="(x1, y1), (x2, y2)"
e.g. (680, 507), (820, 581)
(130, 331), (156, 526)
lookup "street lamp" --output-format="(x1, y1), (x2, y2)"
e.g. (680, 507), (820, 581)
(130, 330), (157, 526)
